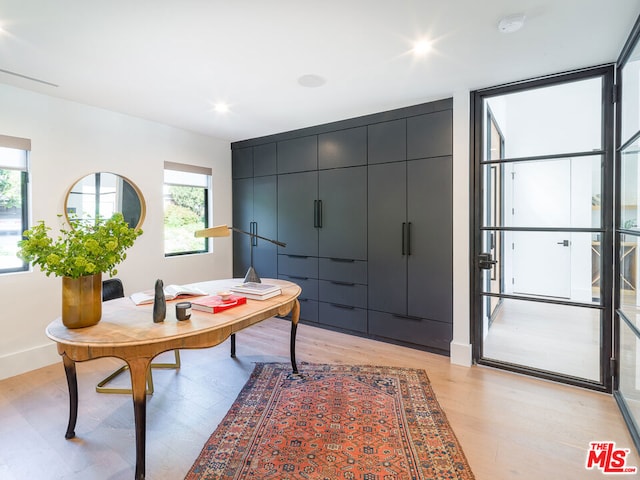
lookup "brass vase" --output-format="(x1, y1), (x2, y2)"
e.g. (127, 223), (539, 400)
(62, 273), (102, 328)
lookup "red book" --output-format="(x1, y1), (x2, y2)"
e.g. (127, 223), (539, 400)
(190, 295), (247, 313)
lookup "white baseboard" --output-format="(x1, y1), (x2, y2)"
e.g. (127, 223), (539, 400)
(0, 340), (475, 380)
(0, 342), (59, 381)
(449, 341), (473, 366)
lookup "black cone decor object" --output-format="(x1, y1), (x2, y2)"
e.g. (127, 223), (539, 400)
(152, 279), (166, 323)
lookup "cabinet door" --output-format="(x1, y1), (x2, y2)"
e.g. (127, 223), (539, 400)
(232, 147), (253, 179)
(232, 178), (253, 278)
(253, 175), (278, 279)
(407, 157), (453, 322)
(277, 171), (318, 256)
(368, 119), (406, 165)
(318, 166), (367, 260)
(368, 162), (407, 314)
(253, 143), (277, 177)
(407, 110), (453, 160)
(277, 136), (318, 174)
(368, 310), (452, 352)
(318, 127), (367, 169)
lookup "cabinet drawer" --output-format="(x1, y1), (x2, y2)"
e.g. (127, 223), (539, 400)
(299, 298), (319, 323)
(281, 298), (318, 323)
(278, 254), (318, 278)
(368, 310), (452, 352)
(319, 280), (367, 308)
(278, 274), (318, 301)
(319, 303), (367, 333)
(319, 258), (367, 284)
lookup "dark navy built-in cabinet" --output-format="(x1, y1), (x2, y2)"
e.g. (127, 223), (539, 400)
(231, 98), (453, 355)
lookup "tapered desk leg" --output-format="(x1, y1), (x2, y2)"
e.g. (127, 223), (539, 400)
(230, 333), (236, 358)
(128, 358), (151, 480)
(290, 300), (300, 374)
(62, 354), (78, 439)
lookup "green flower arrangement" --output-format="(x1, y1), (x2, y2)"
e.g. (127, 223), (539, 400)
(17, 213), (142, 278)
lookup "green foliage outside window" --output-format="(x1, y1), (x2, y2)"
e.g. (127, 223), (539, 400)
(0, 168), (26, 272)
(0, 169), (20, 209)
(164, 185), (207, 254)
(169, 186), (206, 217)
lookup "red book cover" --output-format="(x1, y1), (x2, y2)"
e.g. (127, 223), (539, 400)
(190, 294), (247, 313)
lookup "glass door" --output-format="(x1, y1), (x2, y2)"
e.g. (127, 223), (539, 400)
(615, 18), (640, 452)
(472, 66), (614, 391)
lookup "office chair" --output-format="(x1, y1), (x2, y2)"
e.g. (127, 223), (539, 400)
(95, 278), (181, 395)
(102, 277), (124, 301)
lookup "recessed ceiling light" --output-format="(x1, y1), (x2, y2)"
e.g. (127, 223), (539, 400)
(213, 102), (230, 113)
(297, 74), (326, 88)
(412, 39), (432, 56)
(498, 14), (526, 33)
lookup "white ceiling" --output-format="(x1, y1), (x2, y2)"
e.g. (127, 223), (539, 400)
(0, 0), (639, 142)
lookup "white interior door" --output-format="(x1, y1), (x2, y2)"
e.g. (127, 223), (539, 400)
(511, 160), (572, 298)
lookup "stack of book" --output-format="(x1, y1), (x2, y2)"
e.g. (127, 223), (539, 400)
(230, 282), (281, 300)
(190, 294), (247, 313)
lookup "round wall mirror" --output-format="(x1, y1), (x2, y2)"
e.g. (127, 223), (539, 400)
(64, 172), (146, 229)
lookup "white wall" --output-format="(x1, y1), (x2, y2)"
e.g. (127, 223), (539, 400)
(0, 84), (475, 378)
(450, 91), (472, 366)
(0, 84), (233, 380)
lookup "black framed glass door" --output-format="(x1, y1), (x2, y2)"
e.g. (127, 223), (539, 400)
(471, 65), (615, 391)
(614, 15), (640, 453)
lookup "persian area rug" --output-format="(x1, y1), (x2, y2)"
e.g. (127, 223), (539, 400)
(185, 363), (474, 480)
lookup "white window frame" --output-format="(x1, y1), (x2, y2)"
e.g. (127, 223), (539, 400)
(0, 135), (31, 274)
(163, 162), (212, 256)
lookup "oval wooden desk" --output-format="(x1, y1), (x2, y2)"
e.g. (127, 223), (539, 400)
(46, 278), (301, 480)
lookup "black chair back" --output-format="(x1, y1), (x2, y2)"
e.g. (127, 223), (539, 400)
(103, 278), (124, 301)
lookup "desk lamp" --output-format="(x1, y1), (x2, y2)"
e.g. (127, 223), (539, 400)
(195, 225), (285, 283)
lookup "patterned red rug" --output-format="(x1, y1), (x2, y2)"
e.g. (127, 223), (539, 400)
(185, 363), (474, 479)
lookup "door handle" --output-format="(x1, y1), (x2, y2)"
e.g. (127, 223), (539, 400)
(557, 240), (570, 247)
(402, 222), (410, 255)
(313, 200), (323, 228)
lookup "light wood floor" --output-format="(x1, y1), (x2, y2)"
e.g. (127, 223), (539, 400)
(0, 317), (637, 480)
(484, 299), (601, 381)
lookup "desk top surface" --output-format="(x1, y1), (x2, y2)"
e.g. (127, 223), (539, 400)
(46, 278), (301, 348)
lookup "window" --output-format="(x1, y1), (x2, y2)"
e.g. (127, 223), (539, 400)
(163, 162), (211, 256)
(0, 135), (30, 274)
